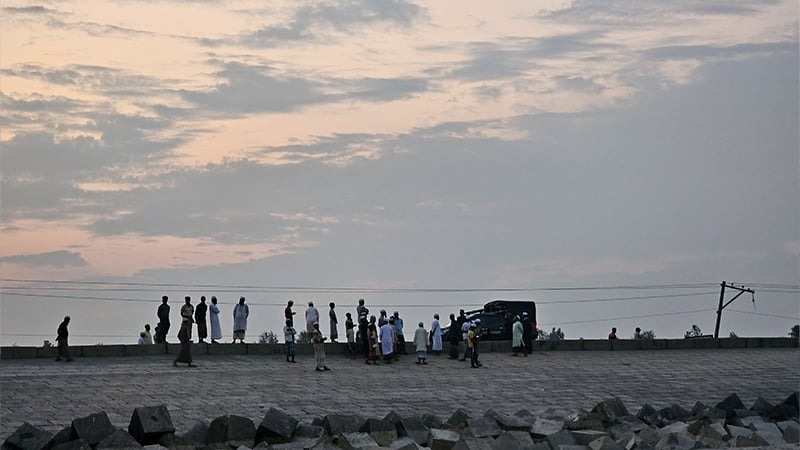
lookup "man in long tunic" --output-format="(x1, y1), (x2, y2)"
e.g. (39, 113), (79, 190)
(181, 296), (194, 340)
(155, 296), (170, 343)
(209, 296), (222, 343)
(357, 298), (369, 357)
(195, 296), (208, 343)
(430, 313), (443, 354)
(414, 321), (428, 365)
(447, 313), (459, 359)
(512, 316), (524, 356)
(232, 297), (249, 343)
(305, 301), (319, 334)
(328, 302), (338, 343)
(55, 316), (73, 362)
(393, 311), (407, 355)
(379, 320), (394, 363)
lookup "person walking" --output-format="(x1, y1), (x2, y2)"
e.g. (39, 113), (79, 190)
(209, 296), (222, 343)
(329, 302), (338, 343)
(283, 319), (296, 363)
(143, 324), (153, 344)
(379, 319), (394, 364)
(357, 298), (369, 358)
(430, 314), (443, 354)
(174, 317), (196, 367)
(181, 296), (194, 340)
(195, 296), (208, 343)
(310, 322), (330, 371)
(414, 322), (428, 365)
(512, 316), (524, 356)
(232, 297), (249, 343)
(55, 316), (73, 362)
(305, 301), (319, 334)
(155, 296), (170, 343)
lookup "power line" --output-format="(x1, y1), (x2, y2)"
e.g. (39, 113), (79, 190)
(540, 308), (715, 326)
(726, 309), (800, 320)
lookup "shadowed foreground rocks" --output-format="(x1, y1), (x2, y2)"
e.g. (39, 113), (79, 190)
(3, 392), (798, 450)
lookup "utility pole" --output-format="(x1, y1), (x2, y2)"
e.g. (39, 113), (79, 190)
(714, 281), (755, 338)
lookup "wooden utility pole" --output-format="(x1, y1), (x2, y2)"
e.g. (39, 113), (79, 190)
(714, 281), (755, 338)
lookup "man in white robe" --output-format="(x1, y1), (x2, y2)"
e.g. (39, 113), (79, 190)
(413, 321), (428, 365)
(430, 314), (443, 353)
(209, 296), (222, 343)
(305, 301), (319, 334)
(232, 296), (249, 343)
(379, 321), (394, 363)
(512, 316), (524, 356)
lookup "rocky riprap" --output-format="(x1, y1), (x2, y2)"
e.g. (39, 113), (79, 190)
(2, 393), (798, 450)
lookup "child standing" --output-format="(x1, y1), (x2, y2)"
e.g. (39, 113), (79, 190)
(283, 319), (296, 363)
(413, 321), (428, 365)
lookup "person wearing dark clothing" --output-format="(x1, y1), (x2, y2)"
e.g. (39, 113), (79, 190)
(195, 296), (208, 343)
(608, 327), (618, 340)
(357, 298), (369, 357)
(447, 313), (460, 359)
(174, 318), (195, 367)
(55, 316), (73, 362)
(521, 312), (533, 356)
(285, 300), (296, 327)
(155, 296), (170, 344)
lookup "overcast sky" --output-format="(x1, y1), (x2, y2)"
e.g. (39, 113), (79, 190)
(1, 0), (798, 345)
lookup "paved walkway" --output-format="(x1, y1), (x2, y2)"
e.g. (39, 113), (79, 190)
(1, 348), (798, 441)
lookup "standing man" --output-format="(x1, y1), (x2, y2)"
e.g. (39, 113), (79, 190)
(357, 298), (369, 357)
(285, 300), (296, 327)
(310, 322), (330, 371)
(379, 319), (394, 363)
(459, 319), (471, 362)
(512, 316), (524, 356)
(143, 324), (153, 344)
(393, 311), (407, 354)
(305, 301), (319, 334)
(195, 296), (208, 343)
(329, 302), (338, 343)
(608, 327), (618, 340)
(447, 313), (459, 359)
(414, 322), (428, 365)
(283, 319), (296, 363)
(345, 312), (356, 356)
(232, 297), (249, 343)
(156, 296), (170, 344)
(430, 314), (443, 354)
(55, 316), (73, 362)
(209, 296), (222, 344)
(521, 312), (533, 356)
(173, 317), (196, 367)
(181, 296), (194, 340)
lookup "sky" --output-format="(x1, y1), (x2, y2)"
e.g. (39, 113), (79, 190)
(1, 0), (798, 346)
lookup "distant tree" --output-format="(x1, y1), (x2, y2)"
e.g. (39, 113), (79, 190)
(640, 330), (655, 340)
(684, 324), (703, 338)
(296, 331), (311, 344)
(258, 330), (279, 344)
(729, 331), (738, 338)
(790, 325), (799, 339)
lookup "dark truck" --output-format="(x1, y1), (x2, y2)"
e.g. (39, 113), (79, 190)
(442, 299), (537, 340)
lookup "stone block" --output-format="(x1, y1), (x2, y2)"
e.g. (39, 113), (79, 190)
(447, 409), (471, 429)
(156, 434), (194, 450)
(44, 426), (72, 450)
(749, 397), (773, 416)
(555, 446), (588, 450)
(656, 405), (688, 423)
(389, 437), (426, 450)
(492, 431), (533, 450)
(782, 422), (799, 443)
(652, 433), (694, 450)
(726, 425), (752, 439)
(488, 413), (530, 432)
(714, 393), (744, 417)
(421, 414), (444, 430)
(428, 428), (461, 450)
(530, 443), (550, 450)
(3, 422), (53, 450)
(128, 406), (175, 445)
(635, 428), (660, 447)
(359, 419), (396, 447)
(621, 435), (652, 450)
(294, 424), (324, 440)
(565, 411), (604, 431)
(733, 415), (764, 428)
(730, 434), (767, 447)
(50, 440), (91, 450)
(531, 417), (564, 437)
(587, 436), (623, 450)
(71, 411), (117, 445)
(252, 442), (272, 450)
(635, 406), (656, 426)
(96, 429), (143, 450)
(466, 417), (501, 439)
(256, 408), (299, 444)
(751, 421), (784, 445)
(656, 422), (687, 437)
(180, 420), (209, 447)
(451, 437), (494, 450)
(616, 417), (647, 434)
(547, 429), (577, 449)
(208, 415), (256, 448)
(383, 412), (404, 426)
(322, 415), (365, 437)
(336, 432), (378, 450)
(514, 409), (533, 419)
(397, 417), (430, 445)
(592, 398), (630, 425)
(733, 408), (758, 418)
(571, 430), (609, 446)
(687, 402), (707, 419)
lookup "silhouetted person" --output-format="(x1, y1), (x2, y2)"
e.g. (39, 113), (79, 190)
(232, 296), (249, 343)
(181, 296), (194, 340)
(357, 298), (369, 357)
(155, 296), (170, 344)
(174, 317), (195, 367)
(209, 296), (222, 343)
(195, 296), (208, 343)
(521, 312), (533, 356)
(143, 324), (153, 344)
(329, 302), (338, 343)
(608, 327), (618, 340)
(55, 316), (73, 362)
(634, 327), (642, 339)
(285, 300), (296, 327)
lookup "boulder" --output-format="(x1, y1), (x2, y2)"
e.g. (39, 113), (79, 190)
(571, 430), (609, 446)
(294, 424), (324, 440)
(50, 440), (91, 450)
(592, 398), (630, 425)
(96, 429), (143, 450)
(397, 417), (430, 445)
(553, 446), (588, 450)
(547, 429), (577, 449)
(3, 423), (53, 450)
(732, 408), (758, 418)
(255, 408), (299, 444)
(531, 417), (565, 437)
(488, 413), (530, 432)
(128, 406), (175, 445)
(621, 435), (653, 450)
(492, 431), (533, 450)
(421, 414), (444, 430)
(782, 422), (799, 443)
(466, 417), (501, 439)
(208, 415), (256, 448)
(750, 421), (785, 445)
(749, 397), (774, 416)
(389, 437), (426, 450)
(529, 443), (550, 450)
(656, 405), (688, 423)
(730, 434), (767, 447)
(451, 437), (494, 450)
(587, 436), (624, 450)
(652, 433), (694, 450)
(733, 415), (764, 428)
(565, 411), (604, 431)
(446, 409), (471, 429)
(635, 405), (657, 426)
(252, 442), (272, 450)
(71, 412), (117, 446)
(336, 432), (378, 450)
(656, 422), (687, 437)
(783, 392), (799, 414)
(322, 415), (365, 437)
(358, 419), (396, 447)
(156, 434), (194, 450)
(383, 412), (404, 426)
(180, 421), (209, 448)
(44, 426), (72, 450)
(714, 394), (744, 417)
(615, 417), (648, 434)
(514, 409), (533, 418)
(635, 429), (660, 447)
(428, 428), (461, 450)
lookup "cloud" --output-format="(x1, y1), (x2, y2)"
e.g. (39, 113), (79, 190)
(0, 250), (88, 267)
(539, 1), (777, 25)
(644, 41), (798, 61)
(1, 5), (53, 14)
